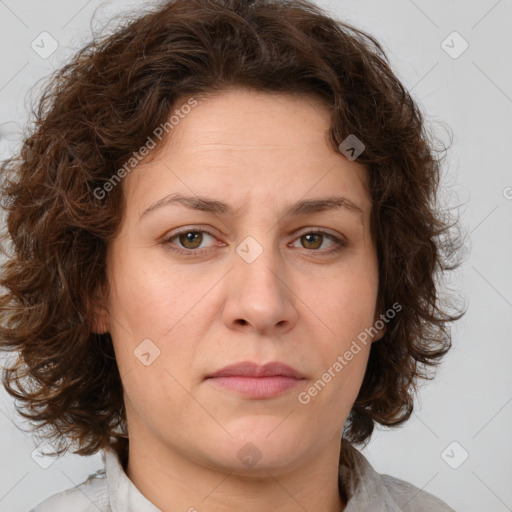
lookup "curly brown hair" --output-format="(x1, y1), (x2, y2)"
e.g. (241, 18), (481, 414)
(0, 0), (464, 459)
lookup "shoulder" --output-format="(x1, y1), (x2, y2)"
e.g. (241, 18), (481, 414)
(381, 473), (456, 511)
(29, 469), (110, 512)
(341, 442), (456, 512)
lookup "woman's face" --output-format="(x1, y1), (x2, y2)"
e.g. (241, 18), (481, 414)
(100, 88), (383, 474)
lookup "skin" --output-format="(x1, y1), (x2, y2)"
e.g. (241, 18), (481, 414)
(94, 88), (385, 512)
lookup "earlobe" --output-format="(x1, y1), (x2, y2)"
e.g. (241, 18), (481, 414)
(91, 288), (110, 334)
(371, 312), (387, 343)
(92, 307), (110, 334)
(372, 325), (386, 342)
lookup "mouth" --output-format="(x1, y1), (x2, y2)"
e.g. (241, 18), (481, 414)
(205, 361), (306, 399)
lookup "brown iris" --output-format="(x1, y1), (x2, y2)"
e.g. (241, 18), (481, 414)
(178, 231), (204, 249)
(300, 233), (323, 250)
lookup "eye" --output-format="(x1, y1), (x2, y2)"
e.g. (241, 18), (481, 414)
(290, 231), (347, 253)
(163, 229), (219, 255)
(162, 227), (347, 257)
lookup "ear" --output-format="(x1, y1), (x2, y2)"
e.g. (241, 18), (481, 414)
(371, 310), (387, 343)
(91, 285), (110, 334)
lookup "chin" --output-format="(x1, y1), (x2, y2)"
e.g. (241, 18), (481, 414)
(195, 424), (308, 475)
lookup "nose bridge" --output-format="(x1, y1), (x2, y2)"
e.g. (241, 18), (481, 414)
(235, 232), (285, 303)
(224, 232), (297, 333)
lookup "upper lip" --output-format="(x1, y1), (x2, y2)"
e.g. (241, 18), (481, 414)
(206, 361), (304, 379)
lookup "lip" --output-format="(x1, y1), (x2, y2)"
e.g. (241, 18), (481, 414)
(206, 361), (304, 379)
(205, 361), (305, 399)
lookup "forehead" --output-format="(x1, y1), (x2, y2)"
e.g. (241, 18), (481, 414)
(159, 89), (334, 158)
(121, 88), (371, 219)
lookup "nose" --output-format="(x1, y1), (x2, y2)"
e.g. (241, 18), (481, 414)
(222, 241), (298, 336)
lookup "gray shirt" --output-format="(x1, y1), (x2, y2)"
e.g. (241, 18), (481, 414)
(30, 442), (455, 511)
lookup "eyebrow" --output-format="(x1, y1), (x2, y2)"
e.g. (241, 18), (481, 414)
(139, 193), (365, 220)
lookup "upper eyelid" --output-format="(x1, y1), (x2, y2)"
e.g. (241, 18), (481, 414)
(164, 228), (218, 242)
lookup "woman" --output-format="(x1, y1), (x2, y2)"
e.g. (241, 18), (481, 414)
(0, 0), (464, 510)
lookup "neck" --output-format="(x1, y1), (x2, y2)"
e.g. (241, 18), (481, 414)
(124, 434), (347, 512)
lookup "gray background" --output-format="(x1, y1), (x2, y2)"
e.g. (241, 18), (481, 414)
(1, 0), (511, 511)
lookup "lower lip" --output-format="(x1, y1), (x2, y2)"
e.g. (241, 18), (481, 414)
(206, 376), (303, 399)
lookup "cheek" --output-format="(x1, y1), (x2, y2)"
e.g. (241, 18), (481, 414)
(106, 248), (212, 393)
(107, 270), (198, 427)
(308, 265), (379, 336)
(298, 258), (378, 395)
(107, 248), (205, 336)
(119, 362), (197, 444)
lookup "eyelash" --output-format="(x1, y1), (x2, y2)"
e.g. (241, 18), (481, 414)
(162, 228), (348, 257)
